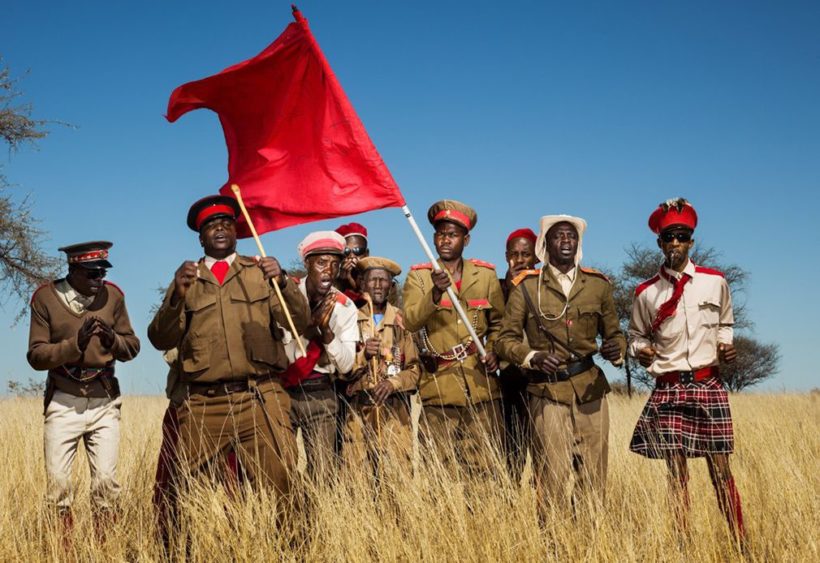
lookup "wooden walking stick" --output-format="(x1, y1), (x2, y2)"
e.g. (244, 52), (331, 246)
(363, 293), (383, 448)
(230, 184), (306, 356)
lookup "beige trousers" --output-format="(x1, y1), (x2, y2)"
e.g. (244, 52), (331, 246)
(43, 390), (122, 510)
(529, 394), (609, 510)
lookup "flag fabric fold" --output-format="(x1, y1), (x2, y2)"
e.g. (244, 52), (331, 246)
(167, 6), (406, 237)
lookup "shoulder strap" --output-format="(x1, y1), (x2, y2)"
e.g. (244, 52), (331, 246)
(518, 282), (582, 359)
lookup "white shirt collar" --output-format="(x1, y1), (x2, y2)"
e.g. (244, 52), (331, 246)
(204, 253), (237, 269)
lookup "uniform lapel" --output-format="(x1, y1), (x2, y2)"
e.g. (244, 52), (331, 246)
(198, 260), (218, 286)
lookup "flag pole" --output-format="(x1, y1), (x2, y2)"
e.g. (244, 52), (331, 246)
(400, 205), (487, 358)
(231, 184), (307, 357)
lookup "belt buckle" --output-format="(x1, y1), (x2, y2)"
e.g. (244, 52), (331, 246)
(451, 343), (468, 363)
(679, 371), (694, 384)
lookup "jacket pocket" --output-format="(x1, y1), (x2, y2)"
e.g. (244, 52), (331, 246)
(181, 336), (214, 374)
(577, 303), (601, 334)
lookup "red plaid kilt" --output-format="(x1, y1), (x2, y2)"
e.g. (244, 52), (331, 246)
(630, 376), (734, 459)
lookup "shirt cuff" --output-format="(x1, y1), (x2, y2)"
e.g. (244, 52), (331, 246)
(523, 350), (537, 369)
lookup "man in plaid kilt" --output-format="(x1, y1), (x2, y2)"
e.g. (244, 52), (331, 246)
(628, 198), (745, 541)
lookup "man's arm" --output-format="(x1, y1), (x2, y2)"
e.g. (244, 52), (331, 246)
(496, 284), (534, 367)
(109, 297), (141, 362)
(147, 283), (187, 352)
(599, 282), (626, 362)
(270, 277), (311, 335)
(717, 278), (734, 345)
(389, 327), (421, 392)
(627, 292), (653, 357)
(401, 271), (438, 332)
(27, 299), (82, 370)
(325, 303), (359, 375)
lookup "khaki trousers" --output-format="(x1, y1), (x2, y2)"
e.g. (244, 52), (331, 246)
(342, 395), (413, 471)
(288, 387), (339, 478)
(419, 399), (503, 476)
(529, 394), (609, 509)
(44, 390), (122, 510)
(176, 379), (296, 495)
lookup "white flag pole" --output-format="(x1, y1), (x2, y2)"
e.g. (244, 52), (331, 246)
(401, 205), (487, 358)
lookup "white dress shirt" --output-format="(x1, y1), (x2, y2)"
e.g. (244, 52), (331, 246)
(628, 260), (734, 375)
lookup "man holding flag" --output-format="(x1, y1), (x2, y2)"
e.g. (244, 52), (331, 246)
(148, 196), (309, 500)
(403, 200), (505, 475)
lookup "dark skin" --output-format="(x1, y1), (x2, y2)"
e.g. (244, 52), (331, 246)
(638, 227), (737, 367)
(66, 266), (115, 350)
(171, 216), (286, 306)
(504, 237), (537, 284)
(360, 268), (398, 404)
(304, 253), (342, 345)
(430, 219), (498, 371)
(531, 222), (621, 373)
(338, 234), (369, 293)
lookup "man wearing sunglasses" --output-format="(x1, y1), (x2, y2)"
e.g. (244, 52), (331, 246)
(628, 198), (745, 543)
(27, 241), (140, 541)
(335, 222), (370, 307)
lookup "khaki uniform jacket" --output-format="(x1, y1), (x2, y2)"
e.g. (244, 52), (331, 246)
(28, 280), (140, 397)
(148, 256), (310, 384)
(402, 259), (504, 407)
(348, 303), (420, 394)
(497, 267), (626, 405)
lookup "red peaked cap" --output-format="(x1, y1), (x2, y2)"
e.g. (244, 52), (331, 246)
(335, 222), (368, 241)
(187, 195), (240, 232)
(506, 228), (537, 246)
(648, 199), (698, 234)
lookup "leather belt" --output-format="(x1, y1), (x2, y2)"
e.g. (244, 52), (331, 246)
(656, 366), (718, 385)
(188, 376), (273, 398)
(294, 373), (333, 392)
(527, 355), (596, 384)
(436, 341), (478, 367)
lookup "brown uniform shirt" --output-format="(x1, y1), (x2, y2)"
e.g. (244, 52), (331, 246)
(348, 302), (420, 394)
(402, 259), (504, 407)
(27, 280), (140, 397)
(497, 267), (626, 405)
(147, 255), (310, 384)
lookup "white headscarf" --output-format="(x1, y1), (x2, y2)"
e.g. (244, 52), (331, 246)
(535, 215), (587, 265)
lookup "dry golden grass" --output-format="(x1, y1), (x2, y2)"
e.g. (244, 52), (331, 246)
(0, 393), (817, 561)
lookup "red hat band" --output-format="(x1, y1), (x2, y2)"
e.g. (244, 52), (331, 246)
(195, 204), (237, 230)
(68, 250), (109, 264)
(433, 209), (472, 230)
(648, 201), (698, 234)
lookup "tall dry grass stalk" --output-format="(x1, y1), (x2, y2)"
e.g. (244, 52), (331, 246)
(0, 393), (817, 561)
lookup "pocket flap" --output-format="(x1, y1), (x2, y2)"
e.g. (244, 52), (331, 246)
(467, 299), (491, 309)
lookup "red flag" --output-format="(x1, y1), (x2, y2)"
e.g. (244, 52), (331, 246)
(166, 6), (406, 237)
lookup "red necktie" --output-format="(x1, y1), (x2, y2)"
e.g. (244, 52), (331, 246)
(211, 260), (229, 285)
(651, 271), (692, 334)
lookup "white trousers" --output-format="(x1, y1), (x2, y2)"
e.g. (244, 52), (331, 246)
(43, 390), (122, 509)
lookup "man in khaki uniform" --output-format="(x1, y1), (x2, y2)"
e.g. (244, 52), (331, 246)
(148, 195), (309, 500)
(28, 241), (140, 538)
(343, 257), (420, 473)
(403, 200), (504, 475)
(497, 215), (625, 512)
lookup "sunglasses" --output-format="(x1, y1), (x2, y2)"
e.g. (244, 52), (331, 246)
(343, 247), (367, 257)
(84, 269), (107, 280)
(660, 231), (692, 243)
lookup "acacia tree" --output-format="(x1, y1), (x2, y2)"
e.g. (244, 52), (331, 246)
(609, 242), (779, 392)
(0, 62), (61, 321)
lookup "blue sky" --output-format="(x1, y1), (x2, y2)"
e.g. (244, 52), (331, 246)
(2, 1), (818, 394)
